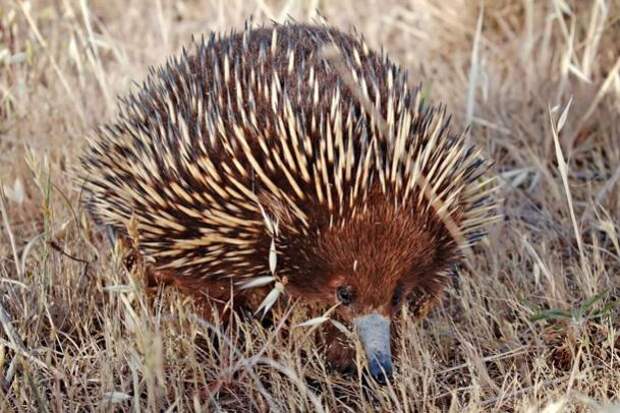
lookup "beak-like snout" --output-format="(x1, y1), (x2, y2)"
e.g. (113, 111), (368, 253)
(353, 313), (393, 384)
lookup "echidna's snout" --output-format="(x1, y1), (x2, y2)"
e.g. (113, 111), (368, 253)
(353, 313), (393, 384)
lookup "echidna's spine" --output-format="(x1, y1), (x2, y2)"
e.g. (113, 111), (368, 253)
(79, 21), (499, 284)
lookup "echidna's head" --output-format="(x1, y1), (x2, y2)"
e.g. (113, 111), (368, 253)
(270, 189), (459, 383)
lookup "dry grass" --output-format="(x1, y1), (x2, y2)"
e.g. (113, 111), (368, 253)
(1, 0), (620, 411)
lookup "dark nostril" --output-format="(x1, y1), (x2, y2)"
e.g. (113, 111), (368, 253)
(373, 371), (389, 385)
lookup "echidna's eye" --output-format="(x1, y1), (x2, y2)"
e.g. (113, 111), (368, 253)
(391, 284), (404, 306)
(336, 286), (354, 305)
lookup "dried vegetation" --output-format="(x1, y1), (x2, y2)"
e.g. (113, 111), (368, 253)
(0, 0), (619, 411)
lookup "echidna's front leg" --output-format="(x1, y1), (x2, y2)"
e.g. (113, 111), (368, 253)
(322, 322), (357, 375)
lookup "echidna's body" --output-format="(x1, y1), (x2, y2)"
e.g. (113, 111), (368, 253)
(80, 22), (498, 383)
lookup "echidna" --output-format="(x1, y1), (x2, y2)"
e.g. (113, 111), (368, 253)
(79, 22), (499, 383)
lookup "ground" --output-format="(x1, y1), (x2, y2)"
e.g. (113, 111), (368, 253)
(0, 0), (619, 412)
